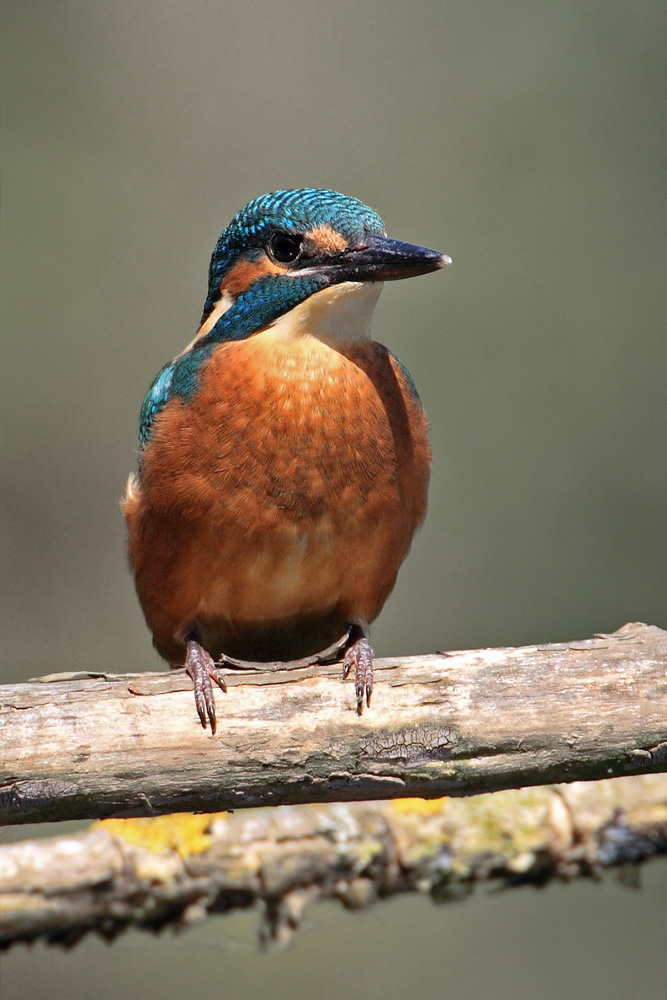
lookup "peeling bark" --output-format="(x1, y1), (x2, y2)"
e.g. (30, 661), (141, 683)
(0, 623), (665, 824)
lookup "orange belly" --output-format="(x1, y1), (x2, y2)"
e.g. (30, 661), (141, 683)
(123, 330), (430, 664)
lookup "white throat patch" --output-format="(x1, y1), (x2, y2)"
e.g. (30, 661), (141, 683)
(268, 281), (383, 345)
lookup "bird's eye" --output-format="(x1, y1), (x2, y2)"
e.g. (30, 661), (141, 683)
(268, 232), (303, 264)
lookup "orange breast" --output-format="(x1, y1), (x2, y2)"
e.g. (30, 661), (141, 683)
(123, 331), (431, 663)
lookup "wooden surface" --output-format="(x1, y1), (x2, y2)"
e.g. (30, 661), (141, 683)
(1, 774), (666, 949)
(1, 622), (666, 824)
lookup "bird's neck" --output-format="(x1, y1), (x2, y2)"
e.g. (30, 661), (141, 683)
(266, 281), (383, 346)
(137, 280), (383, 447)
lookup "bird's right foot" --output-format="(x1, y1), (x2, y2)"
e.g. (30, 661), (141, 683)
(184, 636), (227, 733)
(343, 624), (374, 715)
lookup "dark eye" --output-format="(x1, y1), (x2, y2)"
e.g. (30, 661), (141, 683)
(268, 232), (303, 264)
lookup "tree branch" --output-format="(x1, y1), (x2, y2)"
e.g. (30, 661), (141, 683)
(1, 622), (666, 825)
(1, 775), (666, 949)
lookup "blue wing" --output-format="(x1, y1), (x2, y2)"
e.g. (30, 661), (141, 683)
(139, 361), (175, 447)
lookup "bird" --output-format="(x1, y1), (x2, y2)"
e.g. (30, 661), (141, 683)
(122, 188), (449, 732)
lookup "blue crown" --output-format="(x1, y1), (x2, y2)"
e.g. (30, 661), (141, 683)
(202, 189), (385, 319)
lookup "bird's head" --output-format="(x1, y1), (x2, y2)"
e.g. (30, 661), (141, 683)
(139, 189), (449, 445)
(198, 188), (450, 344)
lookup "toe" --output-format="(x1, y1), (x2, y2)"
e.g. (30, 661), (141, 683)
(342, 627), (374, 714)
(185, 638), (226, 732)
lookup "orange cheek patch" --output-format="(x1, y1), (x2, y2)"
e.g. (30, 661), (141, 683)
(308, 225), (348, 255)
(221, 255), (285, 297)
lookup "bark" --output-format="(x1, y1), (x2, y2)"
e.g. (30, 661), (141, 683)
(0, 622), (666, 825)
(1, 775), (665, 950)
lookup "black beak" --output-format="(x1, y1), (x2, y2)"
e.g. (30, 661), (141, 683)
(301, 231), (451, 284)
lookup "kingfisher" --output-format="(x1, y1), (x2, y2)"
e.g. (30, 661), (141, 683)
(123, 188), (449, 732)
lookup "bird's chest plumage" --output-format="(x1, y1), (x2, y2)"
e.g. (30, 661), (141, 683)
(200, 334), (407, 519)
(126, 329), (430, 660)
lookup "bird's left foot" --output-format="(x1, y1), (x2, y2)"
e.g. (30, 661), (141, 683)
(343, 625), (374, 715)
(184, 635), (227, 733)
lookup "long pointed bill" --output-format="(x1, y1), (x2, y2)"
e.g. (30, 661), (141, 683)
(308, 231), (451, 284)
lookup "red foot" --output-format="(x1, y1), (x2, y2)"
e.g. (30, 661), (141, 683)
(185, 637), (227, 733)
(342, 626), (374, 715)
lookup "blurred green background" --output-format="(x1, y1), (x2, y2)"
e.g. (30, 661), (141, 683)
(1, 1), (665, 997)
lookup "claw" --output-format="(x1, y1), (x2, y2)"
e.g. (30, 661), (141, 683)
(185, 637), (227, 733)
(342, 625), (374, 715)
